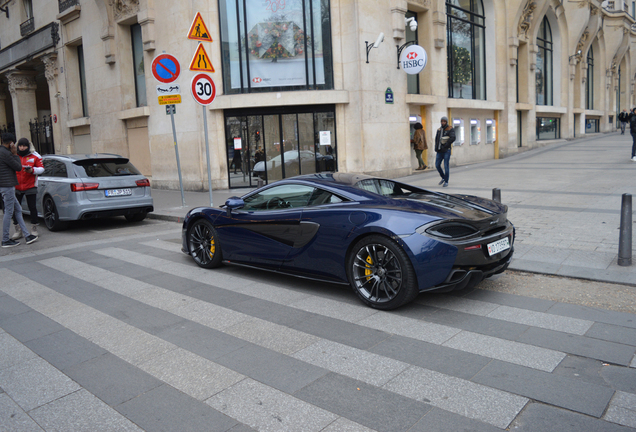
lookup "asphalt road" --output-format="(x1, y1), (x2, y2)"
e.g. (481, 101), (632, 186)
(1, 219), (635, 431)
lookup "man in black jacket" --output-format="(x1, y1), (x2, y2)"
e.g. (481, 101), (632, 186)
(434, 116), (456, 188)
(619, 109), (629, 135)
(0, 133), (37, 247)
(629, 109), (636, 162)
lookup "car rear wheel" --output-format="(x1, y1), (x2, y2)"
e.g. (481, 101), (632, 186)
(125, 212), (147, 222)
(347, 235), (419, 310)
(43, 196), (68, 231)
(188, 219), (223, 269)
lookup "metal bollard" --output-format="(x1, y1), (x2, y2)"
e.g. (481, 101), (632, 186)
(257, 178), (264, 188)
(492, 188), (501, 203)
(618, 193), (632, 266)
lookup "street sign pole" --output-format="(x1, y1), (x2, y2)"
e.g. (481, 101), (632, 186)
(170, 110), (186, 207)
(202, 106), (213, 206)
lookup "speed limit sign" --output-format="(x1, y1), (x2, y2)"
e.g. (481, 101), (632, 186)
(190, 73), (216, 105)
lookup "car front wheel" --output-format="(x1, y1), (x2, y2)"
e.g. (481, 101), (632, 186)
(347, 235), (419, 310)
(188, 219), (223, 269)
(43, 196), (68, 231)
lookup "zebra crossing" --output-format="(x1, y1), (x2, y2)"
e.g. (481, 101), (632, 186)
(1, 231), (635, 432)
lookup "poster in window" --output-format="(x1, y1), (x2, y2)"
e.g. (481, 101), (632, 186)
(229, 0), (325, 89)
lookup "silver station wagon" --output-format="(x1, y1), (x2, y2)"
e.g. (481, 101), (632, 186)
(32, 154), (154, 231)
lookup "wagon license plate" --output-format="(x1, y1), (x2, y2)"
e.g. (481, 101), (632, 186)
(105, 188), (132, 197)
(487, 237), (510, 256)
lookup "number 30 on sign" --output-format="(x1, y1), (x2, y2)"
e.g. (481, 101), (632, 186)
(190, 73), (217, 106)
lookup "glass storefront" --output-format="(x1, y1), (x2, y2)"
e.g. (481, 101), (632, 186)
(586, 118), (599, 133)
(225, 105), (336, 188)
(536, 117), (560, 140)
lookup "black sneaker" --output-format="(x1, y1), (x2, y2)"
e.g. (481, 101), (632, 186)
(2, 239), (20, 248)
(25, 234), (38, 245)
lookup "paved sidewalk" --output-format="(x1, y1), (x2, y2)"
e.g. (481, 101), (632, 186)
(148, 132), (636, 287)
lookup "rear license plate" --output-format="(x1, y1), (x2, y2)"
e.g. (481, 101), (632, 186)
(487, 237), (510, 256)
(105, 188), (132, 197)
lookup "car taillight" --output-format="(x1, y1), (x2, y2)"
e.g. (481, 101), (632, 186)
(70, 183), (99, 192)
(136, 178), (150, 187)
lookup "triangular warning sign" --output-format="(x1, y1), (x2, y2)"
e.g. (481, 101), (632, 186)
(187, 12), (213, 42)
(189, 43), (215, 72)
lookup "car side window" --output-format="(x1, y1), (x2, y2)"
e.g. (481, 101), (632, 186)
(242, 184), (315, 211)
(42, 160), (68, 178)
(307, 188), (343, 206)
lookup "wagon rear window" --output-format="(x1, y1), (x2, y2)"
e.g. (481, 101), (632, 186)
(73, 159), (141, 178)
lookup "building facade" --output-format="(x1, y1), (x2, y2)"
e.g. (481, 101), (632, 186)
(0, 0), (633, 191)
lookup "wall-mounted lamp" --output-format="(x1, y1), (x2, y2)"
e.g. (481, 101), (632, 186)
(365, 32), (384, 63)
(0, 5), (8, 19)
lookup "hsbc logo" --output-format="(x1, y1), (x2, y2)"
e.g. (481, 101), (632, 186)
(252, 77), (262, 83)
(400, 45), (428, 75)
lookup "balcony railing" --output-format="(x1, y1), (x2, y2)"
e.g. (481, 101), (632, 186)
(59, 0), (79, 14)
(20, 17), (34, 37)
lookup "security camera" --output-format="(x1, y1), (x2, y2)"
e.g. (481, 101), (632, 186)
(373, 32), (384, 48)
(405, 17), (418, 32)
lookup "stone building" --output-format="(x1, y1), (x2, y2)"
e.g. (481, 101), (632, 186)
(0, 0), (633, 191)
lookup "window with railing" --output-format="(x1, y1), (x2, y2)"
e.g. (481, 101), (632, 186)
(59, 0), (80, 13)
(20, 0), (34, 36)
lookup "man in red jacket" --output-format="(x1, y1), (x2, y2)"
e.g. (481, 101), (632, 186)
(11, 138), (44, 239)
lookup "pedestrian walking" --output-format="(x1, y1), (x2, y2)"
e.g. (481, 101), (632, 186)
(11, 138), (43, 240)
(629, 108), (636, 162)
(619, 109), (629, 134)
(411, 122), (427, 170)
(0, 133), (37, 248)
(434, 116), (456, 187)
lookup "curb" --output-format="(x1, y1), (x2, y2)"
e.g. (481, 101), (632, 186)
(147, 213), (183, 223)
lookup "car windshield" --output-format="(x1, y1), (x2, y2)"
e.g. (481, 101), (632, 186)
(354, 179), (422, 197)
(73, 159), (141, 178)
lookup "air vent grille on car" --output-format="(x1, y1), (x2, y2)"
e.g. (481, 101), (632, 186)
(427, 224), (478, 239)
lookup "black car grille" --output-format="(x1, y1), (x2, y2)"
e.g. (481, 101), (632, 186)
(427, 223), (479, 239)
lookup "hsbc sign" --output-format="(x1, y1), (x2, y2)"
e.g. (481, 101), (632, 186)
(399, 45), (428, 75)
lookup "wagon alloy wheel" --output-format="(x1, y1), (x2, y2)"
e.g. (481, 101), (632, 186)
(347, 235), (419, 310)
(43, 196), (67, 231)
(188, 219), (222, 269)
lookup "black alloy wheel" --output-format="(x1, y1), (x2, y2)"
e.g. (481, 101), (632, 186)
(43, 196), (67, 231)
(188, 219), (223, 269)
(347, 235), (419, 310)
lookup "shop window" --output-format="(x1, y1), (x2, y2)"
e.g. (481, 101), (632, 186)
(131, 24), (147, 107)
(77, 45), (89, 118)
(536, 16), (553, 106)
(536, 117), (560, 140)
(219, 0), (334, 94)
(446, 0), (486, 100)
(406, 10), (419, 95)
(585, 118), (599, 133)
(453, 118), (464, 145)
(486, 118), (495, 144)
(586, 46), (594, 110)
(470, 119), (480, 145)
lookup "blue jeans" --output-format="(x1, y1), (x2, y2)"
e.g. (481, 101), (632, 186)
(435, 151), (451, 183)
(1, 186), (30, 243)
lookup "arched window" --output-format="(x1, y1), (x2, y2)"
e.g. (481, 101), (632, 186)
(446, 0), (486, 100)
(536, 16), (553, 105)
(586, 46), (593, 110)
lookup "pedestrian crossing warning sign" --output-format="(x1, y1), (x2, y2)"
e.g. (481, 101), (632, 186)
(187, 12), (213, 42)
(189, 43), (215, 72)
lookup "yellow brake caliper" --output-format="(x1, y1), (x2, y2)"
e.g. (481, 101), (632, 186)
(209, 237), (215, 258)
(365, 255), (373, 281)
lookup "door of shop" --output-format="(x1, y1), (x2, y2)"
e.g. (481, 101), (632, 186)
(225, 106), (336, 188)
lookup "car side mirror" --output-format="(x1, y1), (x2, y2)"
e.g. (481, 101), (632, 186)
(225, 197), (245, 217)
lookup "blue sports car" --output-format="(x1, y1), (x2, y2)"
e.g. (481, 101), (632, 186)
(182, 173), (514, 310)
